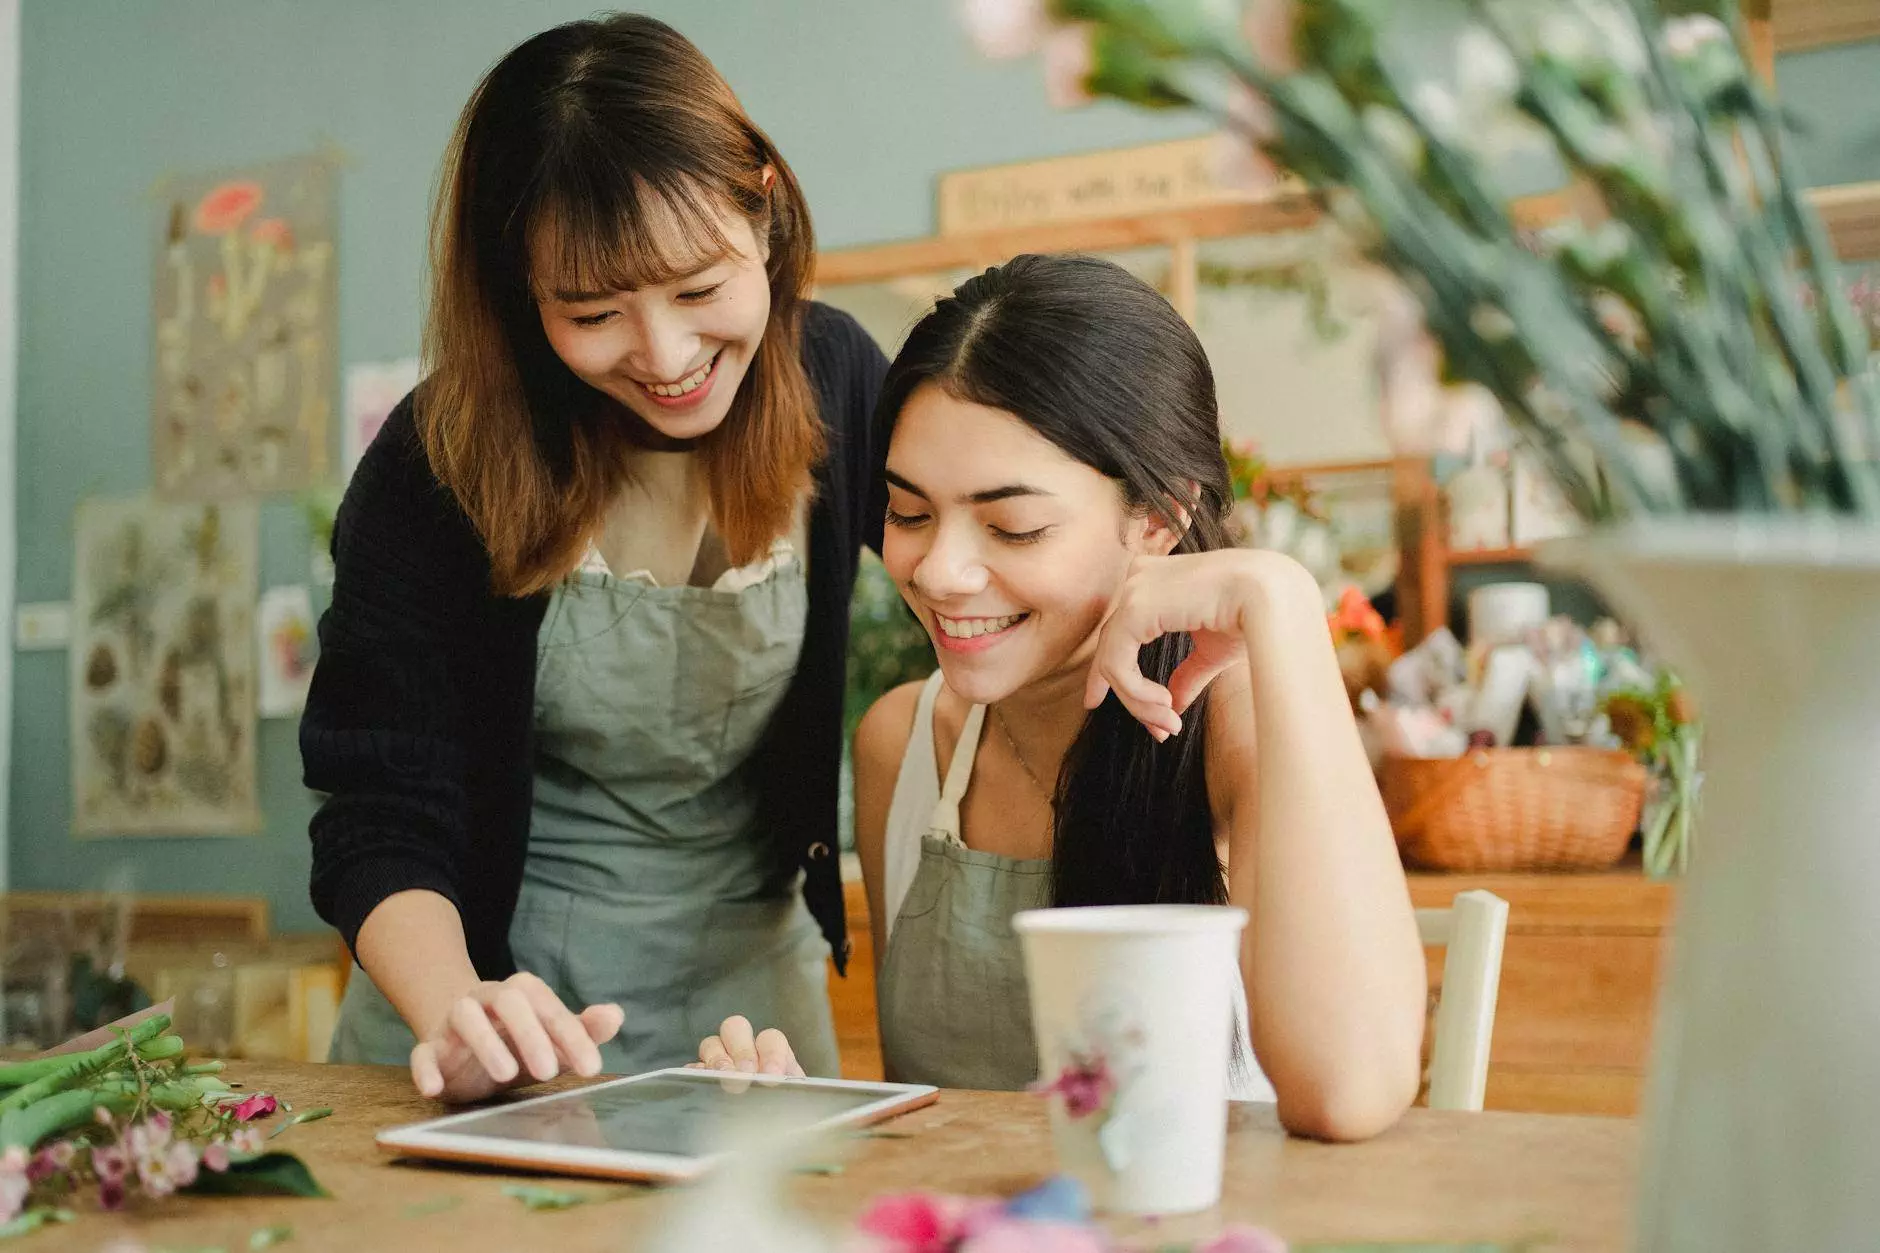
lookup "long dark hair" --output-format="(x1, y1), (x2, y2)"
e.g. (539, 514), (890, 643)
(420, 13), (822, 595)
(878, 254), (1236, 908)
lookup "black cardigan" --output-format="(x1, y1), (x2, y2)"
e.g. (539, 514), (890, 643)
(302, 303), (890, 978)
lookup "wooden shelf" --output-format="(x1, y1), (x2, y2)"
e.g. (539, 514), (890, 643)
(818, 180), (1880, 286)
(813, 196), (1322, 286)
(1811, 181), (1880, 262)
(1772, 0), (1880, 52)
(1444, 546), (1537, 567)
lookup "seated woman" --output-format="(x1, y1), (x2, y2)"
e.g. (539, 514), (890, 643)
(699, 254), (1426, 1141)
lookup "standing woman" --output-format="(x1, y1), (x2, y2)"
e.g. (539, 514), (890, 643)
(302, 14), (888, 1101)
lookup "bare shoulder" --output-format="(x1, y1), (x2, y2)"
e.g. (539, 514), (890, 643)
(853, 677), (930, 923)
(854, 678), (929, 778)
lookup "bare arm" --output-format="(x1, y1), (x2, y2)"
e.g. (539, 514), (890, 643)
(1090, 549), (1425, 1141)
(353, 890), (483, 1040)
(852, 681), (927, 980)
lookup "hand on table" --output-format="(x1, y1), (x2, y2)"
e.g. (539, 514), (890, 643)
(409, 972), (624, 1103)
(691, 1015), (805, 1077)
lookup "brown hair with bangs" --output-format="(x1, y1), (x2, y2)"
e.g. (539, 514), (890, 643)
(420, 13), (823, 596)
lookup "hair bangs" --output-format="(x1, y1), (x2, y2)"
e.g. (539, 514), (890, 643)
(528, 169), (737, 300)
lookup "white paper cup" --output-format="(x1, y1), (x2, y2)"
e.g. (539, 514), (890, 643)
(1013, 904), (1249, 1216)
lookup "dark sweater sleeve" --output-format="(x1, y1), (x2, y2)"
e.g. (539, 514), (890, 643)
(300, 398), (517, 958)
(802, 302), (892, 554)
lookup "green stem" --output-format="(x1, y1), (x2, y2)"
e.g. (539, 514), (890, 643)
(0, 1088), (136, 1151)
(0, 1015), (173, 1114)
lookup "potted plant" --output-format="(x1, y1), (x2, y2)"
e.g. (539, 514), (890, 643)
(963, 2), (1880, 1249)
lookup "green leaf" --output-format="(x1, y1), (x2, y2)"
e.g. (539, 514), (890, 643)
(0, 1208), (74, 1241)
(269, 1107), (333, 1139)
(792, 1162), (844, 1176)
(185, 1151), (329, 1198)
(249, 1225), (295, 1249)
(400, 1195), (462, 1219)
(502, 1183), (591, 1211)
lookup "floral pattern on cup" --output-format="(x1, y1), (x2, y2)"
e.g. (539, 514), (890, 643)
(1031, 1003), (1147, 1173)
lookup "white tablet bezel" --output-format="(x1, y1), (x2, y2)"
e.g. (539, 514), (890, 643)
(375, 1067), (940, 1182)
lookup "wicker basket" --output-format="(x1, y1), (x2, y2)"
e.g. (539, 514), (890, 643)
(1379, 747), (1648, 872)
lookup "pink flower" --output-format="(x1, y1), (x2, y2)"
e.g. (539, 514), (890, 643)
(249, 217), (295, 252)
(201, 1141), (231, 1174)
(959, 1219), (1108, 1253)
(1041, 24), (1096, 109)
(0, 1154), (27, 1225)
(1243, 0), (1299, 73)
(856, 1191), (1000, 1253)
(1198, 1227), (1289, 1253)
(92, 1144), (128, 1185)
(98, 1176), (127, 1211)
(959, 0), (1051, 59)
(194, 180), (264, 235)
(26, 1140), (75, 1184)
(228, 1126), (265, 1156)
(136, 1141), (199, 1199)
(124, 1116), (172, 1163)
(234, 1093), (279, 1122)
(1033, 1056), (1115, 1120)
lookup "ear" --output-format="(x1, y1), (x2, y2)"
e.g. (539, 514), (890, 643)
(1138, 480), (1202, 556)
(755, 166), (779, 263)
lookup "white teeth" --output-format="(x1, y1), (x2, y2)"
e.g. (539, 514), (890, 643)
(646, 355), (716, 397)
(937, 613), (1026, 639)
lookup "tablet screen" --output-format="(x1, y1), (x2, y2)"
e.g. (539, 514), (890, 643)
(436, 1072), (895, 1158)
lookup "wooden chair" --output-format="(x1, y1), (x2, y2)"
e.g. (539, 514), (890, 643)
(1418, 889), (1511, 1111)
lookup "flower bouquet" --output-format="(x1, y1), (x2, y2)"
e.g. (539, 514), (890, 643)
(0, 1012), (325, 1237)
(1602, 670), (1701, 877)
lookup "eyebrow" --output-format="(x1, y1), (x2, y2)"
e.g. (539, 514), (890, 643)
(884, 468), (1053, 505)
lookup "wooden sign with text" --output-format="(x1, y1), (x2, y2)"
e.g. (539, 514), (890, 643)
(937, 135), (1294, 236)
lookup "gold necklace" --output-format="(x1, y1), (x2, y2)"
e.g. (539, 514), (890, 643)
(992, 704), (1054, 804)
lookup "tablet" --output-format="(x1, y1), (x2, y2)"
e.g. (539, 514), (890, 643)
(375, 1068), (939, 1182)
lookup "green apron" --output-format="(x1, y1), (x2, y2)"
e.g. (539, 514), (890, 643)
(877, 834), (1051, 1090)
(875, 675), (1271, 1100)
(331, 544), (838, 1077)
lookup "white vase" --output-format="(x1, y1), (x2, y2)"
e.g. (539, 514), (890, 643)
(1545, 519), (1880, 1253)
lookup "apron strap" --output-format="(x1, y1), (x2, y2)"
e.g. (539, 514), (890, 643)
(930, 699), (986, 846)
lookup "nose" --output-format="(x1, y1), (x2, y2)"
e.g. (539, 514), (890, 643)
(626, 307), (702, 383)
(910, 522), (990, 602)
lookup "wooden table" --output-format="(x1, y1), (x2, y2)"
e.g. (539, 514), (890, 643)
(62, 1063), (1638, 1251)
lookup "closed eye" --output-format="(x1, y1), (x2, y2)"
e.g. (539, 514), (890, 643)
(885, 506), (930, 530)
(992, 525), (1052, 545)
(678, 282), (724, 303)
(570, 310), (617, 327)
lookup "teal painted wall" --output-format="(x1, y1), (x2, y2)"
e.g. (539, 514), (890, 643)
(9, 2), (1209, 931)
(11, 4), (1879, 932)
